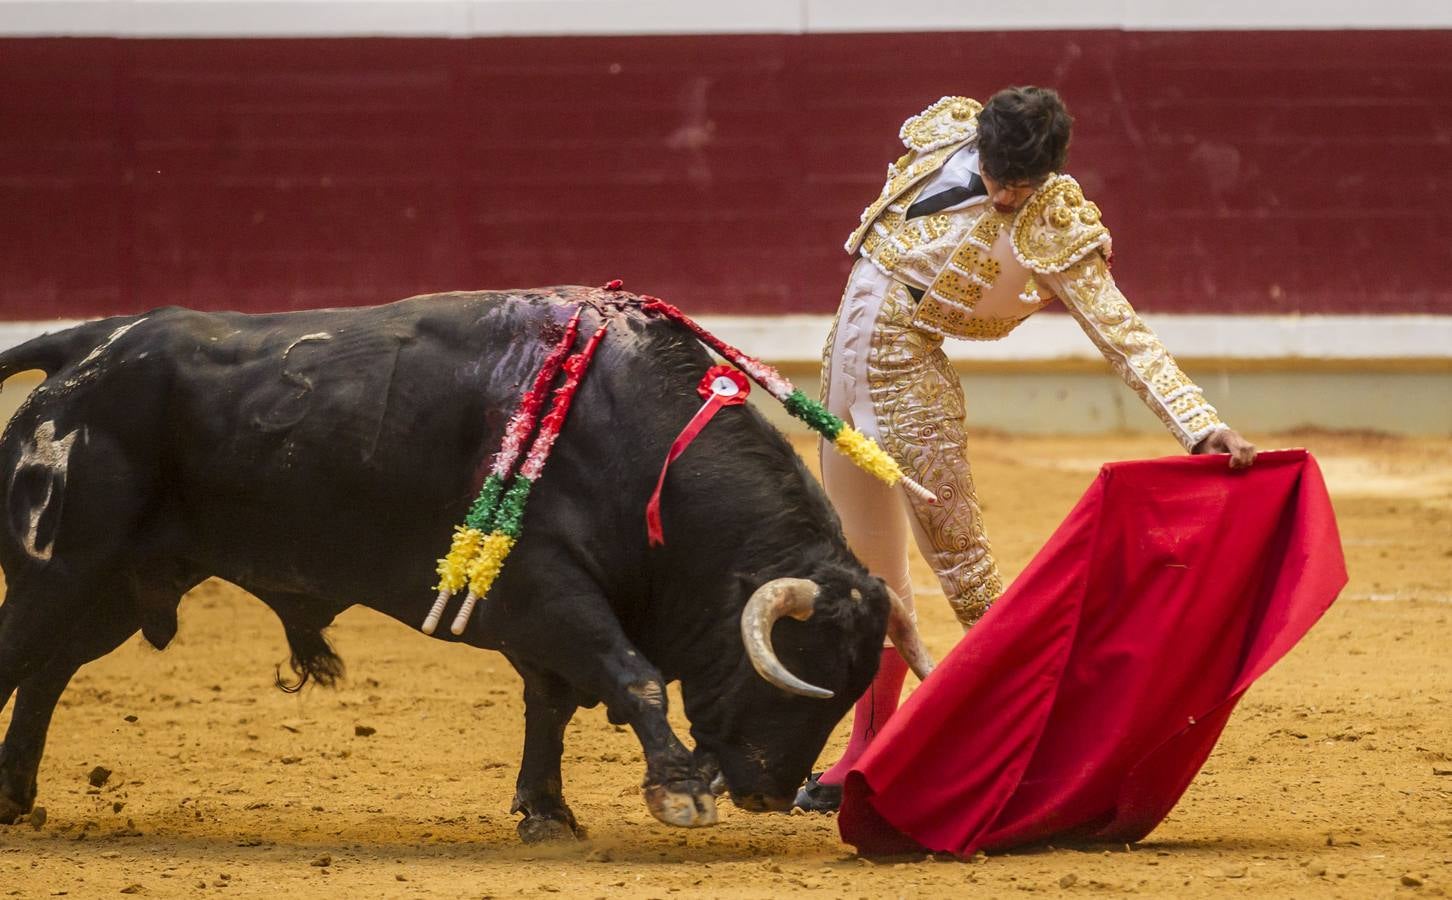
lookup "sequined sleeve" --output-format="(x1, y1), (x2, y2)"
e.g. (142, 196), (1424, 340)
(1044, 252), (1227, 450)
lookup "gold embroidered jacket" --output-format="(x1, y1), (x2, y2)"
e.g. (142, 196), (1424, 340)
(844, 96), (1227, 450)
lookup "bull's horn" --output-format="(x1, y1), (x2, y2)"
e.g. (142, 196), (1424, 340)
(740, 578), (834, 700)
(884, 587), (936, 681)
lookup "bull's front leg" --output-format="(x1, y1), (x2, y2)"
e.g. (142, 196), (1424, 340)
(508, 660), (584, 843)
(592, 643), (716, 829)
(481, 600), (716, 831)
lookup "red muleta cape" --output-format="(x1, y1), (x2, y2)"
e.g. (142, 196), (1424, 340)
(839, 449), (1346, 857)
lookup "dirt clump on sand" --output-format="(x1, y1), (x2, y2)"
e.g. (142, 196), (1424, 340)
(0, 432), (1448, 898)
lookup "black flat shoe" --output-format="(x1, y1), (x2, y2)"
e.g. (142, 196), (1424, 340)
(792, 772), (842, 813)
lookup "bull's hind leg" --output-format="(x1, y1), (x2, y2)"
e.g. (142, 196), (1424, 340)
(508, 660), (583, 843)
(0, 569), (82, 708)
(0, 605), (12, 716)
(0, 587), (141, 824)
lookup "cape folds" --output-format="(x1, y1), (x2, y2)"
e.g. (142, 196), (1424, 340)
(839, 449), (1347, 856)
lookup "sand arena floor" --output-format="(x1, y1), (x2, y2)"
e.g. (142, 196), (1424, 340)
(0, 431), (1448, 898)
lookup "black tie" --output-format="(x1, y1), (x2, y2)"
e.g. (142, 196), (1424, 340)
(906, 173), (986, 219)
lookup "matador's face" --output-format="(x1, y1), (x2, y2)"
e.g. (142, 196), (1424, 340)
(981, 171), (1049, 214)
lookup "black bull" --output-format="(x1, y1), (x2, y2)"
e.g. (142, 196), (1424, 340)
(0, 287), (908, 841)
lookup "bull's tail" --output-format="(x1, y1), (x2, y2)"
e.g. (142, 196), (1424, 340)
(273, 621), (346, 694)
(0, 320), (130, 384)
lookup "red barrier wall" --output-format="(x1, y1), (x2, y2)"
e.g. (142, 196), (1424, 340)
(1, 32), (1449, 318)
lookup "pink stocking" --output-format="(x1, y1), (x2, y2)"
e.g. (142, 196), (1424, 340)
(818, 649), (909, 786)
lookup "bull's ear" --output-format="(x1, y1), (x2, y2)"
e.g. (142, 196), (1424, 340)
(829, 571), (893, 637)
(730, 570), (758, 598)
(805, 563), (887, 629)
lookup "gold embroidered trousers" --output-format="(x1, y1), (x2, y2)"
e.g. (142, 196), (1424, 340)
(821, 259), (1003, 629)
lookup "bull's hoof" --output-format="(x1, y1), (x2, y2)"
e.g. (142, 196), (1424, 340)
(643, 782), (717, 828)
(0, 793), (29, 826)
(517, 814), (585, 844)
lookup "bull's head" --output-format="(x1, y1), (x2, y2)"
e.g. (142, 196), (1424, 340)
(682, 560), (933, 813)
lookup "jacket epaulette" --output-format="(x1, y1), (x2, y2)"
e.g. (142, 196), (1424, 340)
(845, 97), (982, 255)
(1010, 174), (1112, 274)
(899, 96), (982, 152)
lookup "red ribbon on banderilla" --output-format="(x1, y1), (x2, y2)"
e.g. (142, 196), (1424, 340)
(645, 365), (751, 546)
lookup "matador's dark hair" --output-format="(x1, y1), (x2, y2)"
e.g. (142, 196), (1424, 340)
(977, 86), (1074, 185)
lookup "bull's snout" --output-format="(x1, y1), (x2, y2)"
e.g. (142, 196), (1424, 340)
(730, 791), (795, 813)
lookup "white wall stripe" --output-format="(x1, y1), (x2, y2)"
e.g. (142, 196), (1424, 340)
(3, 316), (1450, 364)
(2, 0), (1449, 38)
(696, 315), (1452, 365)
(806, 0), (1452, 32)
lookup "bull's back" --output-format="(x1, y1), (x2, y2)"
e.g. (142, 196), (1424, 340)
(159, 292), (591, 575)
(1, 292), (578, 594)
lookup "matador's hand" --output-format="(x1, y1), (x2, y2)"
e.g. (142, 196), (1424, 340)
(1193, 428), (1257, 469)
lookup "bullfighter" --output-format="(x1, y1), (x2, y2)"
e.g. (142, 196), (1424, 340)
(798, 86), (1258, 812)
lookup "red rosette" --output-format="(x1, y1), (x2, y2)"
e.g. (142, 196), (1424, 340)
(698, 365), (750, 404)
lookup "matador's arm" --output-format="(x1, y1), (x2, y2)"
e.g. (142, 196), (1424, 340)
(1013, 175), (1228, 451)
(1044, 251), (1227, 450)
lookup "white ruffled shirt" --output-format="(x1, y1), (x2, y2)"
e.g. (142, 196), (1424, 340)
(911, 146), (987, 215)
